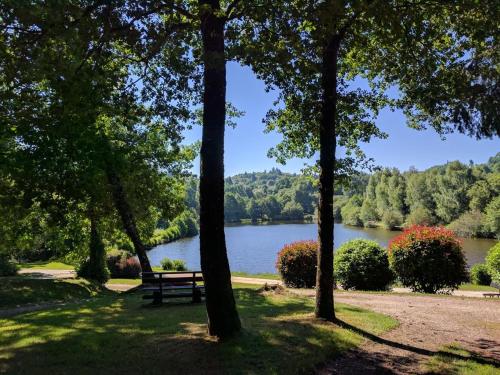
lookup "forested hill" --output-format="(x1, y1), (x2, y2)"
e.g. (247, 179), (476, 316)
(185, 154), (499, 238)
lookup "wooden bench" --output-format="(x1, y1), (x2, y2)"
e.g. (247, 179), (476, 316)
(483, 282), (500, 298)
(141, 271), (205, 305)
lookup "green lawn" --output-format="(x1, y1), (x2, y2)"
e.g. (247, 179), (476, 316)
(231, 271), (281, 280)
(18, 261), (75, 270)
(425, 344), (500, 374)
(106, 278), (141, 285)
(0, 284), (397, 374)
(458, 283), (498, 292)
(0, 277), (105, 309)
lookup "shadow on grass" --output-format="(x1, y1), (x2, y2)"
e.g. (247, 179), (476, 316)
(0, 288), (390, 375)
(0, 277), (109, 311)
(334, 318), (500, 370)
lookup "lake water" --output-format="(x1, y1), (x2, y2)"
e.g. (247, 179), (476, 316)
(147, 223), (498, 274)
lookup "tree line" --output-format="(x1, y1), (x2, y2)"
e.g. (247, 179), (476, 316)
(336, 153), (500, 239)
(1, 1), (498, 338)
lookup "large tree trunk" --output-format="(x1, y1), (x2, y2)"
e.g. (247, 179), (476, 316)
(87, 208), (108, 283)
(198, 0), (241, 338)
(315, 35), (340, 321)
(105, 166), (153, 273)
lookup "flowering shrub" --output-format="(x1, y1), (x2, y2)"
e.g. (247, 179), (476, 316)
(388, 226), (468, 293)
(335, 239), (394, 290)
(276, 240), (317, 288)
(106, 250), (141, 278)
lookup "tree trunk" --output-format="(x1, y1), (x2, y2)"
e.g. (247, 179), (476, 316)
(315, 35), (340, 321)
(198, 0), (241, 338)
(105, 166), (153, 273)
(88, 208), (108, 283)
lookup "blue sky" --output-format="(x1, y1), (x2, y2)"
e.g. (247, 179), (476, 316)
(184, 62), (499, 176)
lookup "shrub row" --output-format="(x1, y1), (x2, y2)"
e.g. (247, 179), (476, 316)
(276, 226), (498, 293)
(149, 210), (198, 247)
(160, 257), (187, 271)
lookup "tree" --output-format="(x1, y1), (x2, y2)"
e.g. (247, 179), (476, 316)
(0, 2), (195, 273)
(197, 0), (242, 337)
(240, 0), (498, 321)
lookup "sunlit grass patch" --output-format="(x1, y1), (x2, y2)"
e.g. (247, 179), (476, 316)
(424, 343), (500, 375)
(18, 261), (74, 270)
(0, 285), (397, 375)
(0, 277), (106, 309)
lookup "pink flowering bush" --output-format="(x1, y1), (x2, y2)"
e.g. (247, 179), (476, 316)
(388, 226), (468, 293)
(276, 240), (317, 288)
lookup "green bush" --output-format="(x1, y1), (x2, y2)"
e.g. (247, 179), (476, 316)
(388, 226), (468, 293)
(486, 242), (500, 284)
(276, 240), (317, 288)
(448, 210), (487, 238)
(0, 254), (17, 276)
(334, 239), (394, 291)
(161, 257), (188, 271)
(341, 195), (363, 227)
(405, 206), (434, 227)
(469, 263), (492, 286)
(381, 210), (404, 230)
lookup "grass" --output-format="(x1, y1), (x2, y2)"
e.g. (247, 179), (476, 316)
(106, 278), (141, 285)
(0, 284), (397, 375)
(231, 271), (281, 280)
(425, 344), (500, 374)
(458, 283), (498, 292)
(17, 261), (74, 270)
(0, 277), (105, 309)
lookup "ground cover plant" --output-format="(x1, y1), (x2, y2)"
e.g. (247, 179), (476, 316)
(0, 285), (397, 375)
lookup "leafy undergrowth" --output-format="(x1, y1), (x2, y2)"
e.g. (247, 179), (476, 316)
(18, 261), (75, 270)
(0, 285), (397, 375)
(424, 344), (500, 374)
(0, 277), (107, 309)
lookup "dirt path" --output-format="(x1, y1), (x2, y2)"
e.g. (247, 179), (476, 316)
(289, 291), (500, 374)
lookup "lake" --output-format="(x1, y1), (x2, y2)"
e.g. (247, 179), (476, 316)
(147, 222), (498, 274)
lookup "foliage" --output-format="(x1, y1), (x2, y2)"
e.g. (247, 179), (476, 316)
(404, 206), (434, 227)
(331, 156), (500, 238)
(388, 226), (468, 293)
(149, 210), (198, 246)
(485, 242), (500, 284)
(106, 250), (141, 279)
(483, 196), (500, 239)
(276, 241), (318, 288)
(334, 240), (393, 291)
(161, 257), (188, 272)
(469, 263), (492, 286)
(448, 211), (487, 238)
(0, 254), (17, 276)
(340, 195), (363, 226)
(381, 210), (404, 230)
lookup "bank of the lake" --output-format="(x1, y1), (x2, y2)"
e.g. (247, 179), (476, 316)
(148, 222), (497, 274)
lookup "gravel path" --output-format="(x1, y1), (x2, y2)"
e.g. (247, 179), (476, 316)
(297, 291), (500, 374)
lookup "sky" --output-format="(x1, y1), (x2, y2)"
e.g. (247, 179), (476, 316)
(184, 62), (499, 177)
